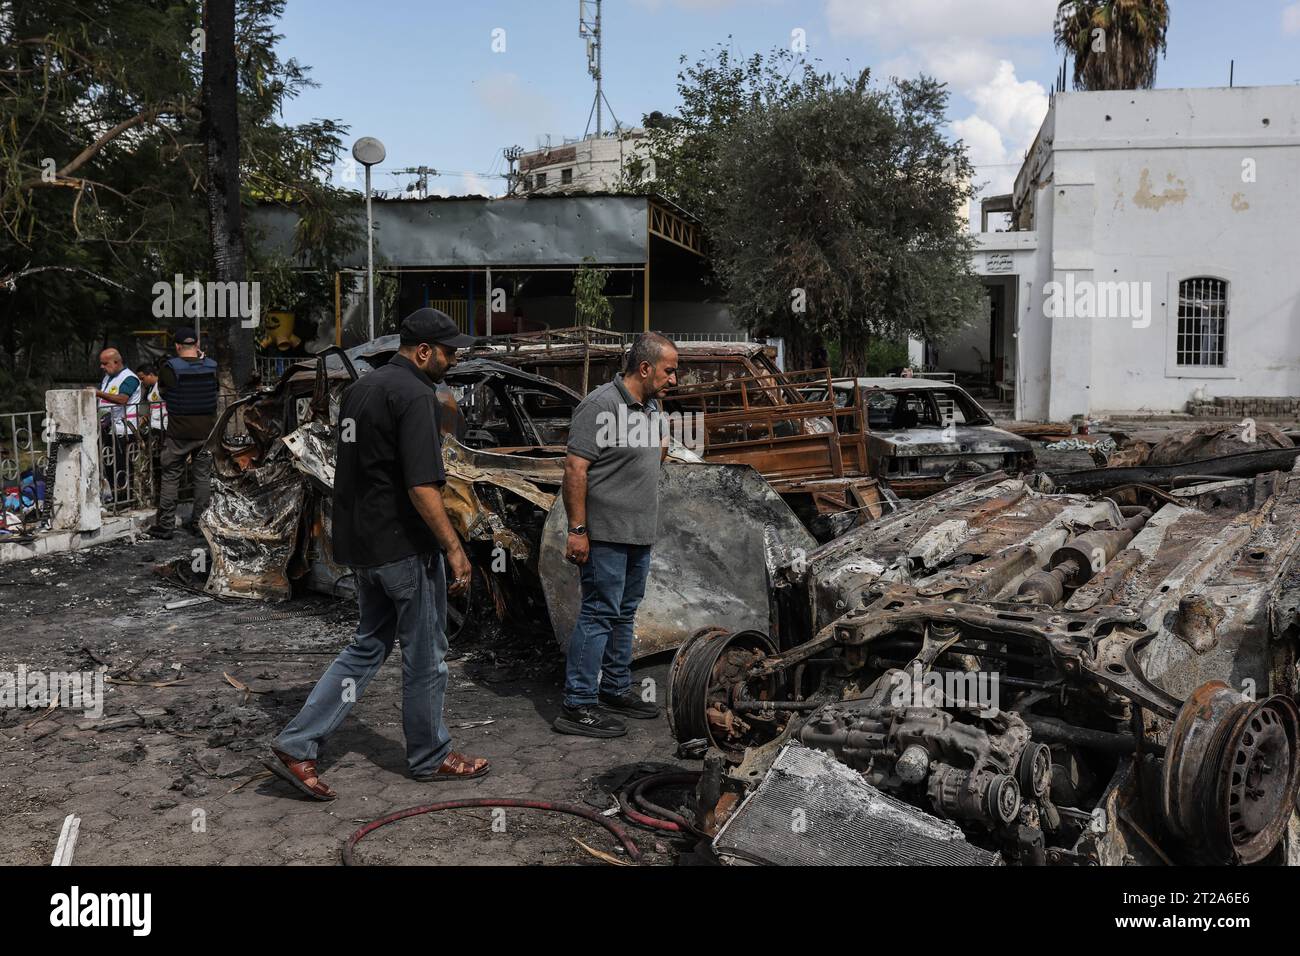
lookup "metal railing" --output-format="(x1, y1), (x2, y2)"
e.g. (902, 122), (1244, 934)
(476, 325), (759, 350)
(255, 354), (299, 384)
(659, 331), (754, 343)
(0, 410), (51, 536)
(251, 329), (765, 387)
(95, 401), (196, 516)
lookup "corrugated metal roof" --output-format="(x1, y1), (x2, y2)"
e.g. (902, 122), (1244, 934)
(251, 193), (702, 270)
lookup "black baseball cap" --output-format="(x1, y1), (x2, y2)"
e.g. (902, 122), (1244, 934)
(399, 308), (476, 349)
(173, 326), (198, 345)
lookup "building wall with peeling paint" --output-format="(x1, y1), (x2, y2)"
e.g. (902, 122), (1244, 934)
(980, 86), (1300, 419)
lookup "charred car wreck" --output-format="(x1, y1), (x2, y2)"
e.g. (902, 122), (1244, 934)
(667, 469), (1300, 866)
(200, 340), (816, 660)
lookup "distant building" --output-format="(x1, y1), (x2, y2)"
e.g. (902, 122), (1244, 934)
(952, 85), (1300, 420)
(253, 193), (745, 347)
(515, 130), (655, 194)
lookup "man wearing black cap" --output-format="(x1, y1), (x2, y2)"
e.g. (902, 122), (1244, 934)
(264, 308), (490, 800)
(146, 327), (218, 540)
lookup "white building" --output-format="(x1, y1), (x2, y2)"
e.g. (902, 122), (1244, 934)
(516, 130), (655, 194)
(965, 85), (1300, 421)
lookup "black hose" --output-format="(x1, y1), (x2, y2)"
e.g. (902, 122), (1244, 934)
(628, 771), (702, 836)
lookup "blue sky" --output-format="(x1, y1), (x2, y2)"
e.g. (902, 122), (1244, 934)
(274, 0), (1300, 201)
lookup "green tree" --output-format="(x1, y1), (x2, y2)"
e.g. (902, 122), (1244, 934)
(645, 46), (982, 374)
(0, 0), (359, 407)
(640, 43), (810, 232)
(572, 257), (613, 329)
(1054, 0), (1170, 91)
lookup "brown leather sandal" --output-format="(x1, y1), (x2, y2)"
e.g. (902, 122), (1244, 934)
(414, 750), (491, 782)
(263, 748), (337, 801)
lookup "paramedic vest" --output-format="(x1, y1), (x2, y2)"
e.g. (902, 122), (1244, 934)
(98, 367), (140, 435)
(164, 355), (219, 416)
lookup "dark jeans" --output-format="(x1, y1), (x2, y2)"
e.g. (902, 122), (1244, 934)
(563, 541), (652, 708)
(155, 433), (212, 529)
(273, 554), (452, 777)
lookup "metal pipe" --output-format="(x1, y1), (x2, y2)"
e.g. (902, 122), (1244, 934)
(732, 700), (820, 712)
(365, 163), (374, 342)
(1021, 714), (1164, 756)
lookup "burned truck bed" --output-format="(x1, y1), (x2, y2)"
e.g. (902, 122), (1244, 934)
(667, 469), (1300, 866)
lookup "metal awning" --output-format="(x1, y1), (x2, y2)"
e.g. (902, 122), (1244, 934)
(252, 193), (703, 269)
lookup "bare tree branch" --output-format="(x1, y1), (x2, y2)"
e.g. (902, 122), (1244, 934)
(0, 264), (129, 293)
(9, 102), (175, 196)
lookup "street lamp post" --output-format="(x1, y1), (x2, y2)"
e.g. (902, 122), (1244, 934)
(352, 136), (386, 342)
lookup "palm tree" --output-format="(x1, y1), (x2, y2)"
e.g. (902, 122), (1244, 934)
(1054, 0), (1170, 91)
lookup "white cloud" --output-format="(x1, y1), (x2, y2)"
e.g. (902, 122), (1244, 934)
(830, 12), (1049, 196)
(1284, 2), (1300, 33)
(950, 115), (1008, 169)
(892, 42), (1046, 175)
(949, 58), (1047, 205)
(826, 0), (1058, 42)
(460, 173), (501, 197)
(965, 60), (1049, 152)
(818, 1), (1054, 222)
(429, 172), (502, 199)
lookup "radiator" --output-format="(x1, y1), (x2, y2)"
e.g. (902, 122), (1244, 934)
(712, 744), (1001, 866)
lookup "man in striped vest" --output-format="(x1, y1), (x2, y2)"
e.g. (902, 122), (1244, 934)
(145, 327), (218, 540)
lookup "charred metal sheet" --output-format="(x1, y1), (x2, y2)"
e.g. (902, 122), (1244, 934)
(442, 439), (562, 513)
(283, 420), (335, 493)
(201, 456), (307, 601)
(1047, 445), (1300, 493)
(1128, 424), (1289, 468)
(539, 462), (816, 660)
(200, 391), (312, 601)
(712, 744), (1000, 866)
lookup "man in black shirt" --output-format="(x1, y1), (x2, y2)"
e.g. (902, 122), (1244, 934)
(146, 327), (217, 539)
(264, 309), (489, 800)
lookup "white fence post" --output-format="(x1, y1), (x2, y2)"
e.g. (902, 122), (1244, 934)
(45, 389), (102, 533)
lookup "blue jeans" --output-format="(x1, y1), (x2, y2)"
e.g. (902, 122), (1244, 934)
(563, 541), (652, 708)
(274, 553), (452, 777)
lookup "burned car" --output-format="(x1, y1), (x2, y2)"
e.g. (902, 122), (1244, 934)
(201, 340), (818, 661)
(666, 470), (1300, 866)
(473, 330), (891, 539)
(820, 378), (1036, 498)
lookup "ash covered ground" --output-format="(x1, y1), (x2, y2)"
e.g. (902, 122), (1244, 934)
(0, 538), (688, 866)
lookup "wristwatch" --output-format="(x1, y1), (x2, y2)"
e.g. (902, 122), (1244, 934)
(568, 525), (588, 535)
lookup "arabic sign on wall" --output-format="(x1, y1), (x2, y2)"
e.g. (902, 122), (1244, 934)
(984, 252), (1014, 274)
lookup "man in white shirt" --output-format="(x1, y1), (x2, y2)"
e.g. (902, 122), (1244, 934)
(95, 348), (140, 500)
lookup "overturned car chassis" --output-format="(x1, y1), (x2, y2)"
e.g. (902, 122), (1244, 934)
(667, 470), (1300, 866)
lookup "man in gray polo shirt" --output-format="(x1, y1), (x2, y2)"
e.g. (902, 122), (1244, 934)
(554, 332), (678, 737)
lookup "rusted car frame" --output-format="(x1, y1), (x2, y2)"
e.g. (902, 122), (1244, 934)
(667, 469), (1300, 866)
(662, 368), (887, 535)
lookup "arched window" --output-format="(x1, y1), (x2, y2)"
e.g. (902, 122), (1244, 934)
(1176, 278), (1228, 367)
